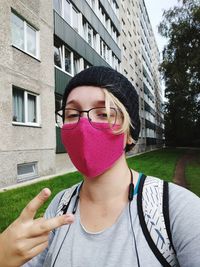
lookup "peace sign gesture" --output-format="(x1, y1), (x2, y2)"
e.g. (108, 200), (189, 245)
(0, 188), (74, 267)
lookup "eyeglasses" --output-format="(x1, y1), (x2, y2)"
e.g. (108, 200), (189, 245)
(56, 107), (120, 130)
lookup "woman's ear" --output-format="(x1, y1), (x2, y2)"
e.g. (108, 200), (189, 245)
(127, 136), (134, 145)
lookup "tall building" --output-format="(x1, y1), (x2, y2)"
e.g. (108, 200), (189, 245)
(120, 0), (164, 153)
(0, 0), (164, 187)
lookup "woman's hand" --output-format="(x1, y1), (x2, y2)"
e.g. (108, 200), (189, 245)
(0, 188), (74, 267)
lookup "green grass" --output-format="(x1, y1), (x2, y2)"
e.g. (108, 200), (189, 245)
(185, 151), (200, 196)
(0, 172), (83, 233)
(127, 147), (186, 182)
(0, 148), (187, 232)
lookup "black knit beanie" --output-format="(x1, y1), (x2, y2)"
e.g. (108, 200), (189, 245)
(62, 66), (140, 152)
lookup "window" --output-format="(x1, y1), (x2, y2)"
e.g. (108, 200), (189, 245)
(73, 54), (80, 75)
(54, 38), (81, 76)
(99, 6), (106, 26)
(17, 162), (38, 181)
(112, 54), (120, 71)
(12, 87), (40, 126)
(124, 69), (128, 76)
(54, 0), (80, 33)
(72, 7), (79, 32)
(111, 26), (118, 44)
(86, 0), (95, 10)
(64, 47), (72, 73)
(55, 95), (63, 127)
(84, 59), (92, 69)
(88, 25), (93, 46)
(127, 8), (131, 22)
(11, 11), (39, 58)
(63, 0), (71, 24)
(122, 44), (126, 54)
(54, 45), (62, 68)
(110, 0), (119, 17)
(83, 21), (96, 48)
(100, 39), (107, 60)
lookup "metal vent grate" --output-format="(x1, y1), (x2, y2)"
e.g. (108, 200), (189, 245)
(17, 162), (38, 182)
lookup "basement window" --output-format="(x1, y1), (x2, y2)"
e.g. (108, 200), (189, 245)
(17, 162), (38, 182)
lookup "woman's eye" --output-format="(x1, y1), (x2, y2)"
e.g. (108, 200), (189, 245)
(66, 114), (79, 118)
(97, 113), (108, 118)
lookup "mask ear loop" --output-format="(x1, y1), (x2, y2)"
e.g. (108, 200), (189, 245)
(128, 169), (141, 267)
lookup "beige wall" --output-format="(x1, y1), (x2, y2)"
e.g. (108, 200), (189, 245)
(0, 0), (56, 187)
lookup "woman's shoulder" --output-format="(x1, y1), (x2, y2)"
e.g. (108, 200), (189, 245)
(167, 180), (200, 204)
(44, 182), (81, 219)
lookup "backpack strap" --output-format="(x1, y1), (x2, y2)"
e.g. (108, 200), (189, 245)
(56, 182), (82, 216)
(163, 181), (177, 254)
(137, 175), (178, 267)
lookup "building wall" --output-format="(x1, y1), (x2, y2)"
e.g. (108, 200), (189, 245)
(119, 0), (164, 153)
(119, 0), (145, 153)
(0, 0), (55, 186)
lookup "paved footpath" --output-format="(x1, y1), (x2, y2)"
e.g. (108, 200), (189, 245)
(173, 149), (198, 188)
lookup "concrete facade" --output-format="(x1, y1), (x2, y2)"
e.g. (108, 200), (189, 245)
(120, 0), (164, 153)
(0, 0), (55, 186)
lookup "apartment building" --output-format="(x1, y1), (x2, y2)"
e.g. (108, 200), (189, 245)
(0, 0), (163, 187)
(120, 0), (164, 152)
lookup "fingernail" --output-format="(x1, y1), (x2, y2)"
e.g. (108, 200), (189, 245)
(42, 188), (51, 197)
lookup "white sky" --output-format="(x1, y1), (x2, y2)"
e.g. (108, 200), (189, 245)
(144, 0), (179, 53)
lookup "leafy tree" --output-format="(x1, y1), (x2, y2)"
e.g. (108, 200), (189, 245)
(159, 0), (200, 146)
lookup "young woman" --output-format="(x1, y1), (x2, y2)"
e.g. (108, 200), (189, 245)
(0, 66), (200, 267)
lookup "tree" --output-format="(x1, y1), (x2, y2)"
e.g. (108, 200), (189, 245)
(159, 0), (200, 147)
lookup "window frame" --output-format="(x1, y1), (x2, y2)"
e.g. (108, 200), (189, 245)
(12, 86), (41, 127)
(11, 11), (40, 60)
(17, 162), (38, 181)
(54, 0), (80, 34)
(54, 40), (82, 77)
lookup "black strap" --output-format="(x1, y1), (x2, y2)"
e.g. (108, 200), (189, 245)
(61, 186), (78, 214)
(163, 181), (176, 254)
(137, 174), (172, 267)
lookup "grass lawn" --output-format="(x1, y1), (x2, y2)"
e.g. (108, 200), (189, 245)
(0, 148), (188, 232)
(127, 147), (186, 182)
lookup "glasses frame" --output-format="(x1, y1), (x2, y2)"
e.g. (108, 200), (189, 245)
(56, 106), (118, 130)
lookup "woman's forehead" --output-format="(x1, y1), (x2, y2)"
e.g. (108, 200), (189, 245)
(67, 86), (105, 102)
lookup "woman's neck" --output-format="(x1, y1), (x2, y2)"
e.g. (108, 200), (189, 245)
(80, 154), (139, 204)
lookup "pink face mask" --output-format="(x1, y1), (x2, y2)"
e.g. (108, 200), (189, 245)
(61, 118), (125, 178)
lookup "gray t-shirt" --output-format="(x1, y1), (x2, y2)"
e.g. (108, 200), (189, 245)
(23, 176), (200, 267)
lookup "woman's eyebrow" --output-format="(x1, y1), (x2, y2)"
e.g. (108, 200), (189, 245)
(66, 100), (106, 106)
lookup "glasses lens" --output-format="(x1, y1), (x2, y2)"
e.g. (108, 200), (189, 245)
(63, 109), (79, 129)
(89, 107), (117, 129)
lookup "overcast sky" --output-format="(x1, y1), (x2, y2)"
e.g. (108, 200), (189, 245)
(144, 0), (179, 53)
